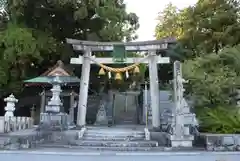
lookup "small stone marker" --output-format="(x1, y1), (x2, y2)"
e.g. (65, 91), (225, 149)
(95, 103), (108, 125)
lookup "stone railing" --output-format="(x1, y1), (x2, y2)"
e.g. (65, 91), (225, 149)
(0, 116), (33, 133)
(200, 133), (240, 151)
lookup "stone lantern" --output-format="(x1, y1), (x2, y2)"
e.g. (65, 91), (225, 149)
(4, 94), (18, 118)
(40, 74), (69, 130)
(45, 74), (63, 113)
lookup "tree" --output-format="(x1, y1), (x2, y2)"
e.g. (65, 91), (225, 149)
(183, 45), (240, 108)
(155, 0), (240, 58)
(155, 3), (185, 40)
(155, 0), (240, 133)
(0, 23), (57, 97)
(8, 0), (139, 42)
(0, 0), (139, 96)
(181, 0), (240, 56)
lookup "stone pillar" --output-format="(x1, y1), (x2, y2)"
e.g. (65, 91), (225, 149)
(40, 90), (45, 113)
(77, 48), (91, 127)
(69, 92), (75, 124)
(148, 50), (160, 130)
(107, 90), (114, 125)
(31, 104), (35, 124)
(4, 94), (18, 118)
(143, 82), (152, 125)
(173, 61), (183, 137)
(169, 61), (194, 147)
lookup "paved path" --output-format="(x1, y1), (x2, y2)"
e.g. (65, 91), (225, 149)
(0, 150), (240, 161)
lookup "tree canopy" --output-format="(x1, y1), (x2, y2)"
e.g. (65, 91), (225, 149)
(155, 0), (240, 133)
(0, 0), (139, 97)
(155, 0), (240, 57)
(155, 3), (185, 40)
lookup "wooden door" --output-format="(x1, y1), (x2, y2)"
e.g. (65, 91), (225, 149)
(113, 94), (137, 124)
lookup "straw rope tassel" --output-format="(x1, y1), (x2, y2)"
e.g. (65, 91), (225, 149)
(133, 66), (140, 74)
(108, 71), (112, 79)
(125, 70), (129, 78)
(98, 68), (105, 75)
(115, 73), (122, 80)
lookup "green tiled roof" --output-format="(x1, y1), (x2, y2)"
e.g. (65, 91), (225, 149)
(24, 76), (80, 84)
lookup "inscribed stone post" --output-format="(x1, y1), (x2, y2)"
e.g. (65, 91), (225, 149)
(173, 61), (184, 137)
(170, 61), (194, 147)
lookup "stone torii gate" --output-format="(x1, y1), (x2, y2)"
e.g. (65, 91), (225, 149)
(66, 38), (175, 129)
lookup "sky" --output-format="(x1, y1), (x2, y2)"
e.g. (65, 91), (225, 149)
(125, 0), (197, 41)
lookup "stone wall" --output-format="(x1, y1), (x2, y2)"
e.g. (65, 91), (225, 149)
(142, 90), (174, 125)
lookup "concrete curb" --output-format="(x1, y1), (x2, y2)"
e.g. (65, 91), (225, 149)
(0, 151), (240, 156)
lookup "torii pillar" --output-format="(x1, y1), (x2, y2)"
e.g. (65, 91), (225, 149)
(76, 48), (91, 127)
(66, 39), (174, 129)
(148, 50), (161, 130)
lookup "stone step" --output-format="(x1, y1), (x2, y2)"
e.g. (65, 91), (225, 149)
(39, 144), (160, 151)
(0, 139), (6, 145)
(85, 130), (144, 135)
(81, 136), (145, 141)
(69, 140), (158, 147)
(83, 133), (144, 139)
(86, 129), (144, 134)
(0, 136), (9, 143)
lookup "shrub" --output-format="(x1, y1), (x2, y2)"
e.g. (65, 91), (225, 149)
(198, 106), (240, 134)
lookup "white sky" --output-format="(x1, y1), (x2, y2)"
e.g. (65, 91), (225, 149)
(125, 0), (197, 41)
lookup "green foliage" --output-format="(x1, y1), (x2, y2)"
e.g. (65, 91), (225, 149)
(2, 23), (40, 62)
(181, 0), (240, 56)
(198, 106), (240, 133)
(155, 0), (240, 58)
(0, 23), (58, 96)
(183, 46), (240, 108)
(8, 0), (139, 42)
(219, 45), (240, 75)
(0, 0), (139, 97)
(155, 3), (185, 39)
(155, 0), (240, 133)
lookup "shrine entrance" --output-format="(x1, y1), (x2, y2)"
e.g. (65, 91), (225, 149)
(112, 91), (140, 125)
(67, 38), (175, 129)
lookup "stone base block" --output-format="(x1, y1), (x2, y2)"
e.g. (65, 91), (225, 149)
(169, 135), (194, 147)
(0, 117), (4, 133)
(77, 127), (86, 139)
(144, 128), (150, 140)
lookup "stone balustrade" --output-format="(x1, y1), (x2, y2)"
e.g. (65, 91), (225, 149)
(200, 133), (240, 151)
(0, 116), (33, 133)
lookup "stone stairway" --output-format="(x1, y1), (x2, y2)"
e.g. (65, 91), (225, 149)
(40, 126), (159, 151)
(73, 127), (158, 151)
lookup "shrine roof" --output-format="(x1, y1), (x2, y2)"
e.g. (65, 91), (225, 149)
(41, 60), (73, 77)
(24, 76), (80, 84)
(24, 60), (80, 84)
